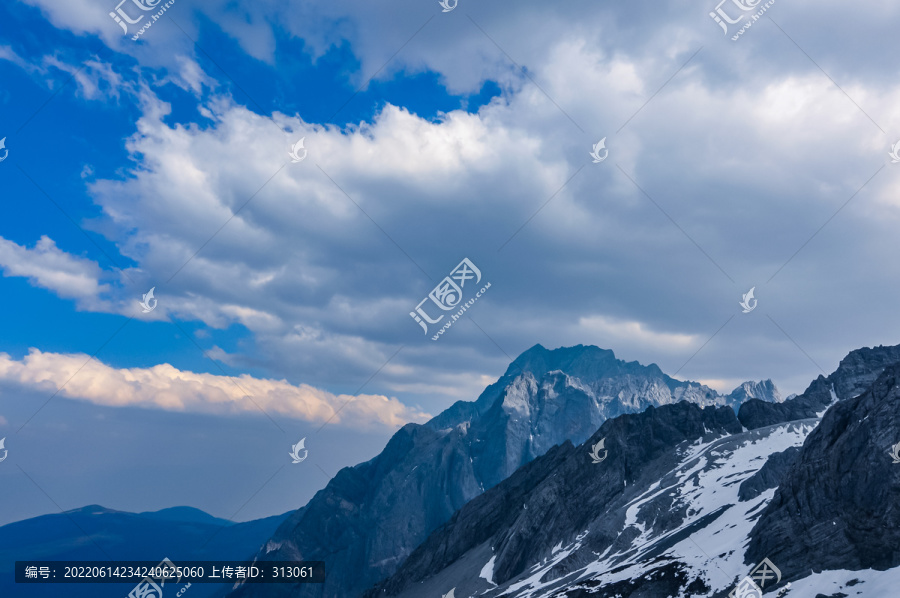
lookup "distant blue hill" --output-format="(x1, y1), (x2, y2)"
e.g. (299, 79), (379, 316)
(137, 506), (235, 527)
(0, 505), (292, 598)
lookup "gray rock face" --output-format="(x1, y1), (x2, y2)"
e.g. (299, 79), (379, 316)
(745, 363), (900, 580)
(227, 344), (749, 598)
(728, 379), (782, 405)
(364, 344), (900, 598)
(738, 344), (900, 430)
(366, 402), (744, 598)
(737, 446), (800, 502)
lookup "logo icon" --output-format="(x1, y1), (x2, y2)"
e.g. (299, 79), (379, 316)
(889, 140), (900, 163)
(127, 557), (179, 598)
(709, 0), (748, 35)
(109, 0), (162, 34)
(438, 0), (457, 12)
(749, 557), (781, 588)
(731, 576), (762, 598)
(890, 442), (900, 464)
(0, 137), (8, 163)
(289, 138), (307, 163)
(709, 0), (766, 36)
(128, 578), (162, 598)
(410, 258), (484, 336)
(0, 438), (7, 463)
(139, 287), (158, 313)
(589, 438), (608, 463)
(739, 287), (757, 313)
(589, 137), (608, 163)
(290, 438), (308, 463)
(728, 558), (782, 597)
(731, 0), (763, 10)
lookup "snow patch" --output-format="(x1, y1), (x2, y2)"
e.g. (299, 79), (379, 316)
(479, 555), (497, 586)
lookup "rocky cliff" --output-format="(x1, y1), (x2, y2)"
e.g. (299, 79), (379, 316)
(228, 344), (775, 598)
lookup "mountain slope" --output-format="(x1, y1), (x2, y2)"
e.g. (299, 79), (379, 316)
(746, 361), (900, 580)
(369, 343), (900, 598)
(367, 401), (748, 598)
(228, 344), (776, 598)
(738, 344), (900, 430)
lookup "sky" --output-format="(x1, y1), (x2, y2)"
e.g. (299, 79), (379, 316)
(0, 0), (899, 526)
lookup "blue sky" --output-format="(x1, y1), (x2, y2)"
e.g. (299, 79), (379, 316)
(1, 0), (900, 525)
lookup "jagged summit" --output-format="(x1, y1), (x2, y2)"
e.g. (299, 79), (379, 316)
(502, 343), (674, 384)
(367, 342), (900, 598)
(739, 343), (900, 430)
(728, 379), (782, 404)
(228, 343), (778, 598)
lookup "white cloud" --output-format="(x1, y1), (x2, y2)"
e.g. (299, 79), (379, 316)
(578, 315), (700, 352)
(0, 236), (112, 310)
(0, 349), (430, 428)
(42, 55), (124, 100)
(0, 45), (37, 72)
(0, 46), (126, 101)
(7, 0), (900, 407)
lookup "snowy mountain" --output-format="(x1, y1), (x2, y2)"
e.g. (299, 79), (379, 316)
(367, 344), (900, 598)
(727, 379), (782, 406)
(228, 344), (777, 598)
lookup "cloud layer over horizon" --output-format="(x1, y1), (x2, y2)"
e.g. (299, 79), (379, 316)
(3, 0), (900, 416)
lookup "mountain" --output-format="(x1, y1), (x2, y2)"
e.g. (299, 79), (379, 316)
(745, 361), (900, 583)
(138, 506), (234, 526)
(228, 344), (777, 598)
(0, 505), (291, 598)
(367, 343), (900, 598)
(738, 344), (900, 430)
(727, 379), (782, 406)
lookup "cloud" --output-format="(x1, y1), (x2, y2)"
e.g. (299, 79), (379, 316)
(0, 349), (430, 428)
(0, 236), (113, 310)
(42, 55), (124, 101)
(577, 315), (700, 352)
(7, 0), (900, 406)
(0, 45), (126, 101)
(0, 45), (37, 72)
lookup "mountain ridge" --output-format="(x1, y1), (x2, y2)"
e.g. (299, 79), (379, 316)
(228, 343), (780, 598)
(368, 342), (900, 598)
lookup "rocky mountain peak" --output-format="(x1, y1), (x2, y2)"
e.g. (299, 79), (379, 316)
(745, 361), (900, 581)
(739, 343), (900, 430)
(228, 344), (784, 598)
(728, 379), (782, 404)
